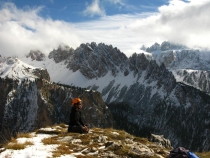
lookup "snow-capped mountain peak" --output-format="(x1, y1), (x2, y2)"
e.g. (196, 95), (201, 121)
(0, 56), (49, 82)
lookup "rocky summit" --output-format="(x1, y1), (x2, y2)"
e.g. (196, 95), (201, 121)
(0, 124), (172, 158)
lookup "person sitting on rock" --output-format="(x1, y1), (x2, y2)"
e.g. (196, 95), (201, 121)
(68, 98), (89, 133)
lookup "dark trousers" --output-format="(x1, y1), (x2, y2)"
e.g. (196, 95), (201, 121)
(68, 124), (89, 133)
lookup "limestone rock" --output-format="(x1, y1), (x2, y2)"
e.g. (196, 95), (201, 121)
(149, 134), (172, 149)
(26, 50), (45, 61)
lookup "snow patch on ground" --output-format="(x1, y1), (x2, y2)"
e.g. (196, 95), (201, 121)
(0, 133), (73, 158)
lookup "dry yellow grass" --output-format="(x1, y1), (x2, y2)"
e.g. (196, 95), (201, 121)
(17, 133), (32, 138)
(58, 123), (67, 128)
(42, 136), (60, 145)
(4, 140), (33, 150)
(196, 152), (210, 158)
(24, 141), (34, 146)
(133, 137), (149, 144)
(5, 143), (26, 150)
(76, 155), (98, 158)
(52, 144), (73, 157)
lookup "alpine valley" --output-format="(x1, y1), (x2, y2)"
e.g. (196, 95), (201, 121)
(1, 41), (210, 151)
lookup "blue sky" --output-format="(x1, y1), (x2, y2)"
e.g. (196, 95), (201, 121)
(0, 0), (210, 57)
(7, 0), (168, 22)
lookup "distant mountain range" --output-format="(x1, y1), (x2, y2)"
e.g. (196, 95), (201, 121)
(1, 41), (210, 151)
(144, 41), (210, 93)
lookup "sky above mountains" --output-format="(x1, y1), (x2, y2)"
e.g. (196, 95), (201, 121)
(0, 0), (210, 57)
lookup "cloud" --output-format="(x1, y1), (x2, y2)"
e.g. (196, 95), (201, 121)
(106, 0), (124, 6)
(0, 1), (210, 58)
(49, 0), (54, 4)
(157, 0), (210, 48)
(0, 2), (81, 57)
(83, 0), (105, 17)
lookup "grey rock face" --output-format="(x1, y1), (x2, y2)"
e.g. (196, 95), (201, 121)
(26, 50), (45, 61)
(149, 134), (171, 149)
(146, 41), (187, 52)
(48, 44), (74, 63)
(66, 42), (128, 79)
(146, 41), (210, 93)
(173, 70), (210, 93)
(146, 42), (161, 52)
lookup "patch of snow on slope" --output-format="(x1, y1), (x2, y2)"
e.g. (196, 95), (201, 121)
(172, 69), (202, 83)
(20, 56), (138, 93)
(5, 89), (16, 107)
(168, 88), (180, 106)
(0, 57), (42, 81)
(20, 57), (73, 84)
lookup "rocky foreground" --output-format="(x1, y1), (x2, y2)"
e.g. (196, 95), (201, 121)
(0, 124), (172, 158)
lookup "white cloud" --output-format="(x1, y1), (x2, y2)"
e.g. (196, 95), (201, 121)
(157, 0), (210, 48)
(83, 0), (106, 17)
(106, 0), (124, 6)
(0, 3), (81, 57)
(0, 1), (210, 58)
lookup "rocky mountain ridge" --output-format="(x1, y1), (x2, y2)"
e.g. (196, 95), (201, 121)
(1, 42), (210, 151)
(144, 41), (210, 93)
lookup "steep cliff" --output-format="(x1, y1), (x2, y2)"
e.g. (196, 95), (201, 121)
(0, 57), (113, 135)
(0, 79), (113, 133)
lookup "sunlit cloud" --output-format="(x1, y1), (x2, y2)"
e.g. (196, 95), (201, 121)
(83, 0), (105, 17)
(0, 0), (210, 58)
(157, 0), (210, 48)
(0, 3), (81, 57)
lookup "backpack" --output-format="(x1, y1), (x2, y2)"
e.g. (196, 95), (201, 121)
(188, 151), (199, 158)
(168, 147), (189, 158)
(168, 147), (199, 158)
